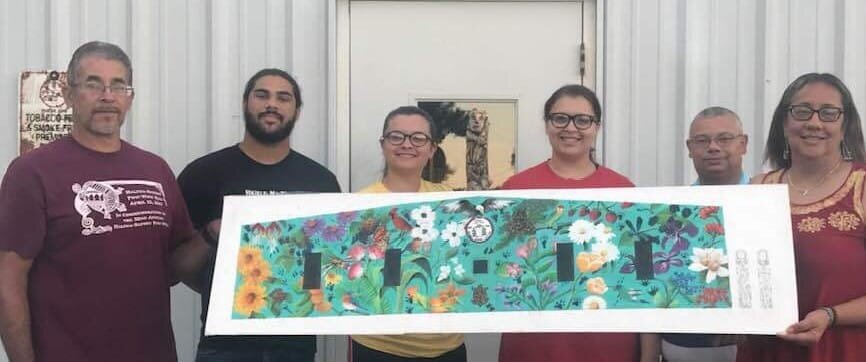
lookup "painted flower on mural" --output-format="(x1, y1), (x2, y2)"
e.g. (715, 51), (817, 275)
(238, 245), (265, 272)
(688, 248), (729, 283)
(697, 287), (729, 307)
(582, 295), (607, 310)
(705, 223), (724, 235)
(368, 244), (386, 260)
(439, 284), (465, 305)
(430, 284), (465, 313)
(577, 251), (605, 273)
(592, 223), (616, 243)
(442, 221), (466, 247)
(568, 219), (595, 244)
(437, 265), (451, 282)
(315, 300), (333, 313)
(430, 297), (448, 313)
(453, 263), (466, 278)
(412, 224), (440, 243)
(250, 222), (281, 242)
(540, 279), (557, 294)
(505, 263), (522, 277)
(240, 259), (272, 284)
(411, 205), (437, 227)
(234, 283), (267, 316)
(407, 286), (426, 304)
(347, 262), (364, 280)
(303, 218), (325, 236)
(591, 241), (620, 262)
(515, 238), (537, 259)
(337, 210), (358, 225)
(321, 224), (346, 242)
(661, 218), (698, 249)
(348, 244), (366, 261)
(325, 272), (342, 286)
(670, 271), (702, 295)
(586, 277), (609, 295)
(699, 206), (719, 219)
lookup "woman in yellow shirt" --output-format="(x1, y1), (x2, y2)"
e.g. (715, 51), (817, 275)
(352, 106), (465, 361)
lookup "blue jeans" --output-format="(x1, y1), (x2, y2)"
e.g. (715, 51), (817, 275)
(195, 347), (315, 362)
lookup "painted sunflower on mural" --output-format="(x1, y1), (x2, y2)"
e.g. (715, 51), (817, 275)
(234, 283), (267, 316)
(237, 245), (265, 272)
(240, 258), (272, 285)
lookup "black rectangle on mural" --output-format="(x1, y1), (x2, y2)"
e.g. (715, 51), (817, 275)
(383, 248), (402, 286)
(634, 239), (654, 280)
(473, 259), (488, 274)
(302, 252), (322, 290)
(556, 242), (575, 282)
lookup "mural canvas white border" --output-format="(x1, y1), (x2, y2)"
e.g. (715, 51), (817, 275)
(206, 185), (797, 336)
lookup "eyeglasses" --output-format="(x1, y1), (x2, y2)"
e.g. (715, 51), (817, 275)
(546, 113), (598, 130)
(788, 104), (843, 122)
(381, 131), (432, 147)
(73, 81), (135, 97)
(687, 133), (744, 149)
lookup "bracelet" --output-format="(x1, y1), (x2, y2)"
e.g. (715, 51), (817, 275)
(820, 306), (837, 327)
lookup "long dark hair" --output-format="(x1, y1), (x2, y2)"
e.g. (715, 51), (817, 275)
(765, 73), (865, 169)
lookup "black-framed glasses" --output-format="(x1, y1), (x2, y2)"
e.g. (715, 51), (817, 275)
(546, 113), (598, 130)
(73, 81), (135, 97)
(687, 133), (744, 149)
(788, 104), (843, 122)
(381, 131), (432, 147)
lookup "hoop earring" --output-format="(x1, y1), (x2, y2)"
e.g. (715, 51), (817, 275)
(842, 141), (854, 161)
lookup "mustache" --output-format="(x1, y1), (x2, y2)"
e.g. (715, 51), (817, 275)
(258, 111), (284, 121)
(94, 107), (121, 113)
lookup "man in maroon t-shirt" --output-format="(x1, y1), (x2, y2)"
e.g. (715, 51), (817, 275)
(0, 41), (209, 362)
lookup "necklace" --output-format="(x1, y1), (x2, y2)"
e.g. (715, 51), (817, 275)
(787, 159), (843, 196)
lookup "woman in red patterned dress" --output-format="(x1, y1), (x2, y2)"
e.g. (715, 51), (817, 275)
(739, 73), (866, 361)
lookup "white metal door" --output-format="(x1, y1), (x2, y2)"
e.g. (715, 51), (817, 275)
(347, 1), (587, 192)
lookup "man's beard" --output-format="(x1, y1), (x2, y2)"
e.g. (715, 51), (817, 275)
(244, 109), (296, 144)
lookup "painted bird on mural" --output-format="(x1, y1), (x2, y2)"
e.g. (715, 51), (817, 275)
(341, 293), (369, 315)
(389, 207), (414, 232)
(441, 198), (513, 217)
(544, 205), (565, 227)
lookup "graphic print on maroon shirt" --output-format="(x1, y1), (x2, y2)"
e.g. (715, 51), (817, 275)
(72, 179), (173, 235)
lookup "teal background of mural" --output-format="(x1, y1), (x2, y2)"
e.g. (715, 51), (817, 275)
(230, 197), (731, 319)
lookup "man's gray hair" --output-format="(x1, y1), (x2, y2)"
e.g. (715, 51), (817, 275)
(66, 41), (133, 86)
(691, 106), (742, 128)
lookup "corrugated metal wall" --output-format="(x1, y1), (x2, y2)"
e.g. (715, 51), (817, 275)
(0, 1), (329, 361)
(602, 0), (866, 186)
(1, 0), (866, 361)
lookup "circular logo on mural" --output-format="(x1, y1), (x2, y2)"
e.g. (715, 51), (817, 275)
(465, 216), (493, 243)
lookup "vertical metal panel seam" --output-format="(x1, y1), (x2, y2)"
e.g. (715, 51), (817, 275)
(676, 0), (687, 184)
(205, 0), (213, 151)
(654, 0), (660, 184)
(628, 0), (638, 181)
(158, 0), (165, 156)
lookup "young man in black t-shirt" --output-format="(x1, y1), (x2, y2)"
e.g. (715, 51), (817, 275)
(178, 69), (340, 362)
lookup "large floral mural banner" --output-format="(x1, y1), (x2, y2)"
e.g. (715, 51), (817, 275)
(206, 186), (798, 336)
